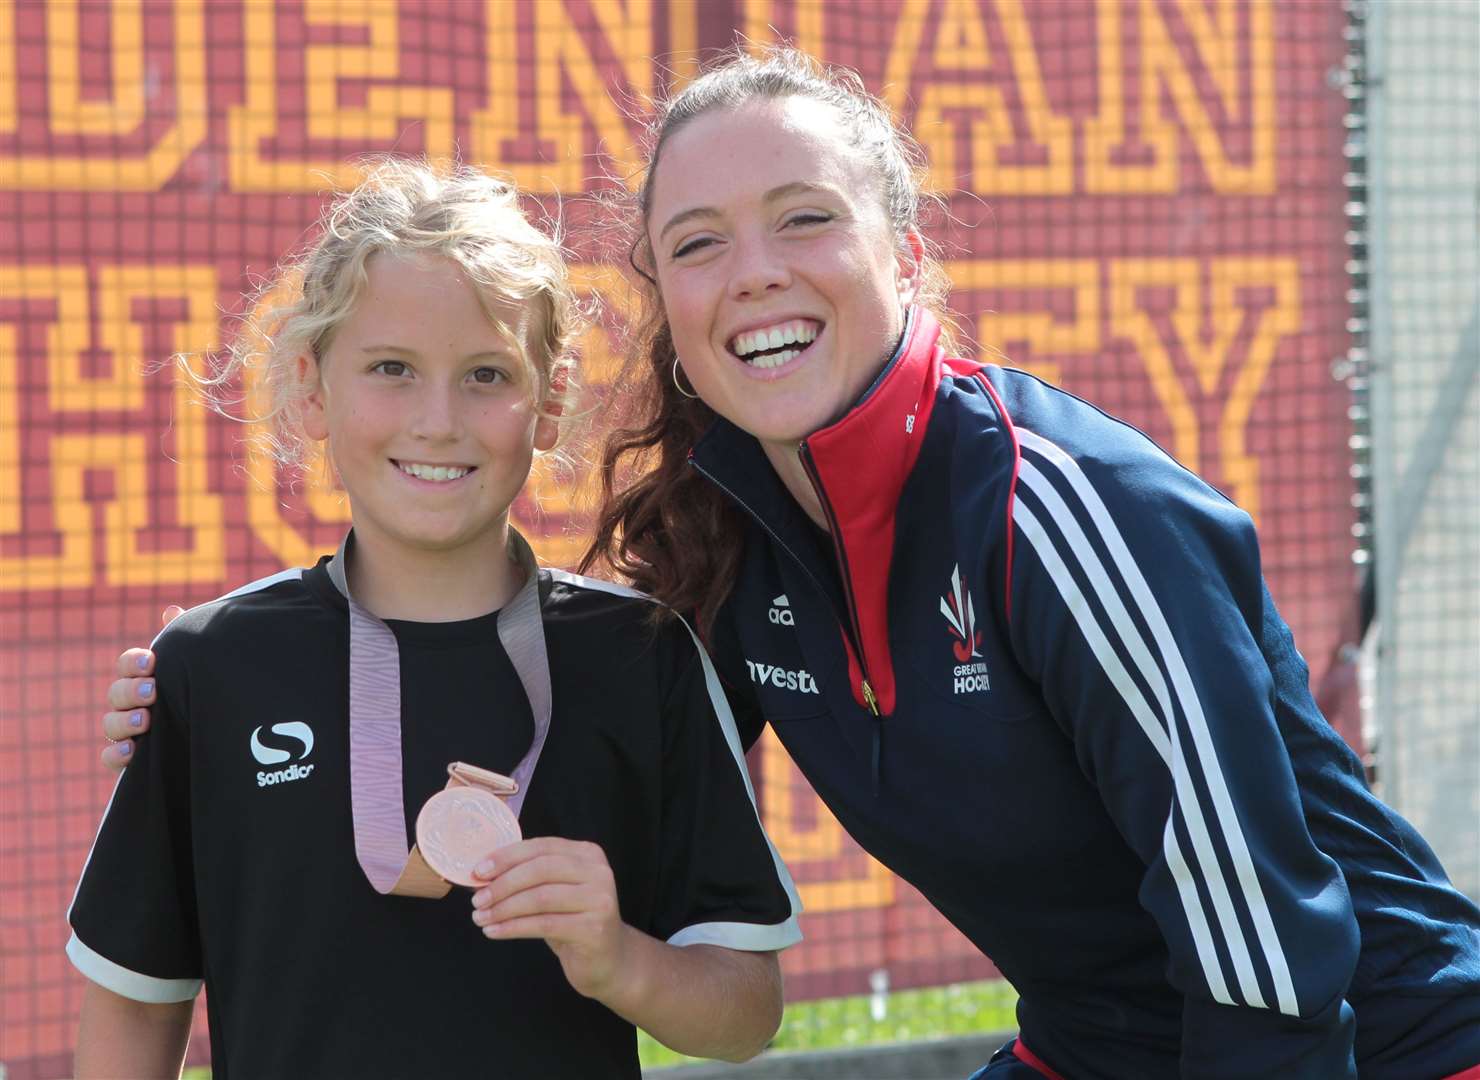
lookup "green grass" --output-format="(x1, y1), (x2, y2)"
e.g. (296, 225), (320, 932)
(639, 978), (1019, 1069)
(181, 979), (1018, 1076)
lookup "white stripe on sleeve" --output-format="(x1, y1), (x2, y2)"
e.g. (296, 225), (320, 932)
(66, 933), (201, 1004)
(1019, 460), (1264, 1008)
(1018, 428), (1297, 1016)
(1014, 501), (1232, 1007)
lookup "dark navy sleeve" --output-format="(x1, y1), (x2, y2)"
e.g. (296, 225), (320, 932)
(709, 598), (768, 752)
(67, 627), (202, 1002)
(1004, 421), (1358, 1078)
(647, 621), (802, 953)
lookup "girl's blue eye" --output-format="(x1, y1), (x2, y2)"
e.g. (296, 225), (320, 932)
(787, 212), (832, 228)
(373, 360), (409, 377)
(471, 367), (506, 385)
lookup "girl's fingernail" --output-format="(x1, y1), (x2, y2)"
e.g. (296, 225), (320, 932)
(137, 655), (149, 670)
(139, 682), (153, 696)
(118, 742), (131, 755)
(472, 889), (489, 907)
(475, 859), (495, 877)
(129, 712), (143, 728)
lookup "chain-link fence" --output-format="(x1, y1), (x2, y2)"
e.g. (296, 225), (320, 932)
(1362, 0), (1480, 902)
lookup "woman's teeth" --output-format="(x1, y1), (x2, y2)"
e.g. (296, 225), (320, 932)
(731, 319), (820, 365)
(398, 462), (470, 482)
(749, 348), (800, 370)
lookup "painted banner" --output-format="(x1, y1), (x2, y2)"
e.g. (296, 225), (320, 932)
(1, 2), (1354, 1075)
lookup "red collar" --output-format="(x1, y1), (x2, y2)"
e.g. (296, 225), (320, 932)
(801, 309), (946, 715)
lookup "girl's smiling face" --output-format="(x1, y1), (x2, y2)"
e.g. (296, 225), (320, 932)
(302, 250), (556, 562)
(647, 96), (921, 451)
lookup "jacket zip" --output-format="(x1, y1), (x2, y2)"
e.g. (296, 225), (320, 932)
(798, 442), (886, 794)
(795, 443), (877, 708)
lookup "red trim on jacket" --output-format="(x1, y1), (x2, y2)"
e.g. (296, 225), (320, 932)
(1012, 1037), (1066, 1080)
(945, 359), (1022, 623)
(803, 310), (944, 716)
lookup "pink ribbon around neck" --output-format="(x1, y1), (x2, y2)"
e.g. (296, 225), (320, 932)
(326, 531), (553, 896)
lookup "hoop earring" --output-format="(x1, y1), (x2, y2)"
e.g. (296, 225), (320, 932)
(672, 355), (699, 400)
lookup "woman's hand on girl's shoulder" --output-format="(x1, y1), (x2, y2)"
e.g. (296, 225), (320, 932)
(99, 606), (183, 771)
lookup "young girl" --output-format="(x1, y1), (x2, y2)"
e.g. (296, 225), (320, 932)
(70, 157), (799, 1079)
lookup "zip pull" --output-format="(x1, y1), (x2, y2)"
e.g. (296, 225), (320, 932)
(863, 679), (883, 796)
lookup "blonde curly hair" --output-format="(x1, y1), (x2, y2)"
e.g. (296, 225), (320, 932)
(193, 156), (584, 474)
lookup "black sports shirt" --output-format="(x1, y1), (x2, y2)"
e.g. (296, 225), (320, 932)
(68, 558), (801, 1079)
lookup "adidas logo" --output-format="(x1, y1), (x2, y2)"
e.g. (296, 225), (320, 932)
(768, 594), (795, 626)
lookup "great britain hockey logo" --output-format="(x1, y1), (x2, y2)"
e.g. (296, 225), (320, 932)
(941, 565), (990, 694)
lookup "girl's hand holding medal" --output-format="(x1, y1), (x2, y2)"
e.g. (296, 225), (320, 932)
(469, 837), (630, 1002)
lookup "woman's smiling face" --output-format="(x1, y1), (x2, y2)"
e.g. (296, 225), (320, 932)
(647, 96), (921, 450)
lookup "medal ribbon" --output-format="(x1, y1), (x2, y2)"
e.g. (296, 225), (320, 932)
(327, 531), (553, 896)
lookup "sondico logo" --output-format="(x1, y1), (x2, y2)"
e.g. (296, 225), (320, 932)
(768, 594), (795, 626)
(941, 565), (989, 694)
(251, 722), (315, 787)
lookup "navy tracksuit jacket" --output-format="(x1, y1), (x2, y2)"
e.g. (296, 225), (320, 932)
(693, 309), (1480, 1079)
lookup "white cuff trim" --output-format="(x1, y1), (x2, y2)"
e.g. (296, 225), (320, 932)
(66, 933), (201, 1004)
(667, 917), (802, 952)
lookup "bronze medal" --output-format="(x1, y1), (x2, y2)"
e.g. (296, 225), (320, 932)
(415, 784), (522, 887)
(329, 530), (554, 899)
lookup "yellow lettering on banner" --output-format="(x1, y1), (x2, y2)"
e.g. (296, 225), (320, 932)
(667, 0), (701, 88)
(2, 0), (206, 190)
(302, 1), (454, 153)
(1213, 259), (1298, 521)
(519, 263), (632, 568)
(0, 265), (225, 589)
(760, 727), (895, 912)
(245, 442), (348, 569)
(95, 266), (225, 584)
(0, 1), (14, 134)
(742, 0), (826, 57)
(934, 0), (990, 66)
(471, 0), (652, 193)
(229, 1), (455, 193)
(235, 277), (348, 568)
(1109, 257), (1299, 520)
(884, 0), (1071, 195)
(1085, 0), (1276, 194)
(947, 259), (1101, 385)
(567, 263), (632, 392)
(1, 267), (92, 587)
(47, 0), (144, 135)
(46, 271), (139, 415)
